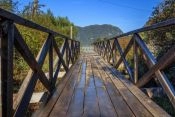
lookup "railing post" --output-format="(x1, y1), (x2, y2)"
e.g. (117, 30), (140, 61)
(49, 34), (54, 90)
(65, 39), (69, 67)
(134, 35), (138, 84)
(0, 20), (14, 117)
(112, 40), (117, 66)
(108, 40), (113, 63)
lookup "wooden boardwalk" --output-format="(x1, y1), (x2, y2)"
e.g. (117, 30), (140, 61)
(35, 52), (170, 117)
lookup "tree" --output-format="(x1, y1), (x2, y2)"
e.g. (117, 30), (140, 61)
(145, 0), (175, 58)
(0, 0), (18, 12)
(22, 0), (45, 18)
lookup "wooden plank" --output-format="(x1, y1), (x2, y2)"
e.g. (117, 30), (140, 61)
(83, 57), (100, 117)
(0, 21), (14, 117)
(91, 57), (117, 117)
(94, 56), (134, 117)
(33, 58), (82, 117)
(49, 57), (82, 117)
(98, 56), (153, 117)
(66, 59), (86, 117)
(103, 59), (170, 117)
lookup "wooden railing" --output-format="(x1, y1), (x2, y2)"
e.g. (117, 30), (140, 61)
(0, 8), (80, 117)
(93, 18), (175, 109)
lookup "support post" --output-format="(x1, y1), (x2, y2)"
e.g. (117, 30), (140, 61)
(0, 20), (14, 117)
(49, 34), (54, 90)
(134, 36), (138, 84)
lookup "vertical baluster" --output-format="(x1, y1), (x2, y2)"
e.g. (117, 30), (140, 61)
(112, 40), (116, 66)
(78, 41), (80, 55)
(103, 41), (107, 59)
(105, 41), (108, 60)
(134, 36), (138, 84)
(71, 40), (74, 63)
(68, 40), (72, 64)
(49, 34), (54, 90)
(107, 41), (111, 63)
(108, 40), (113, 63)
(65, 39), (69, 67)
(0, 20), (14, 117)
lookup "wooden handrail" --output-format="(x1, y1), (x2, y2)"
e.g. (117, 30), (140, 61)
(93, 18), (175, 109)
(0, 8), (79, 41)
(0, 8), (80, 117)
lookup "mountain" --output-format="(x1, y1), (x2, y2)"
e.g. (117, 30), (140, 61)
(76, 24), (123, 46)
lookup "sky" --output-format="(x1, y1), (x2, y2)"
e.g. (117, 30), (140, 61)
(20, 0), (162, 32)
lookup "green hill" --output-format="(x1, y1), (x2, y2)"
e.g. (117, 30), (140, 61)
(76, 24), (123, 46)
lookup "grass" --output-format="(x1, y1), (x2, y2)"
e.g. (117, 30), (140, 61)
(153, 96), (175, 116)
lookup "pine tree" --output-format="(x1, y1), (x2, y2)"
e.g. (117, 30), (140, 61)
(0, 0), (18, 12)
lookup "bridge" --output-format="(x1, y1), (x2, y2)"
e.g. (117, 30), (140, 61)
(0, 8), (175, 117)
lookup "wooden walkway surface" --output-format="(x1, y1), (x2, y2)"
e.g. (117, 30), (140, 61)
(35, 52), (170, 117)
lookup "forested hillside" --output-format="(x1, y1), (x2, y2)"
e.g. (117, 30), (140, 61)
(0, 0), (77, 91)
(77, 24), (123, 46)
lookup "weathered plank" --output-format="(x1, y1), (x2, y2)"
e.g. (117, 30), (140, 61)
(49, 57), (82, 117)
(94, 56), (134, 117)
(66, 59), (86, 117)
(36, 53), (170, 117)
(34, 58), (82, 117)
(91, 57), (117, 117)
(102, 57), (171, 117)
(83, 57), (100, 117)
(98, 55), (153, 117)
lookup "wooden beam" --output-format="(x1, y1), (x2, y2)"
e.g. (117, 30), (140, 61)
(137, 46), (175, 85)
(134, 33), (175, 109)
(114, 39), (134, 81)
(13, 29), (51, 116)
(115, 38), (134, 68)
(52, 39), (67, 86)
(52, 39), (68, 72)
(14, 27), (50, 90)
(134, 37), (138, 84)
(49, 35), (54, 90)
(0, 20), (14, 117)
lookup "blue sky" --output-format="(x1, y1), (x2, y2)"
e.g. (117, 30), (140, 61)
(20, 0), (162, 32)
